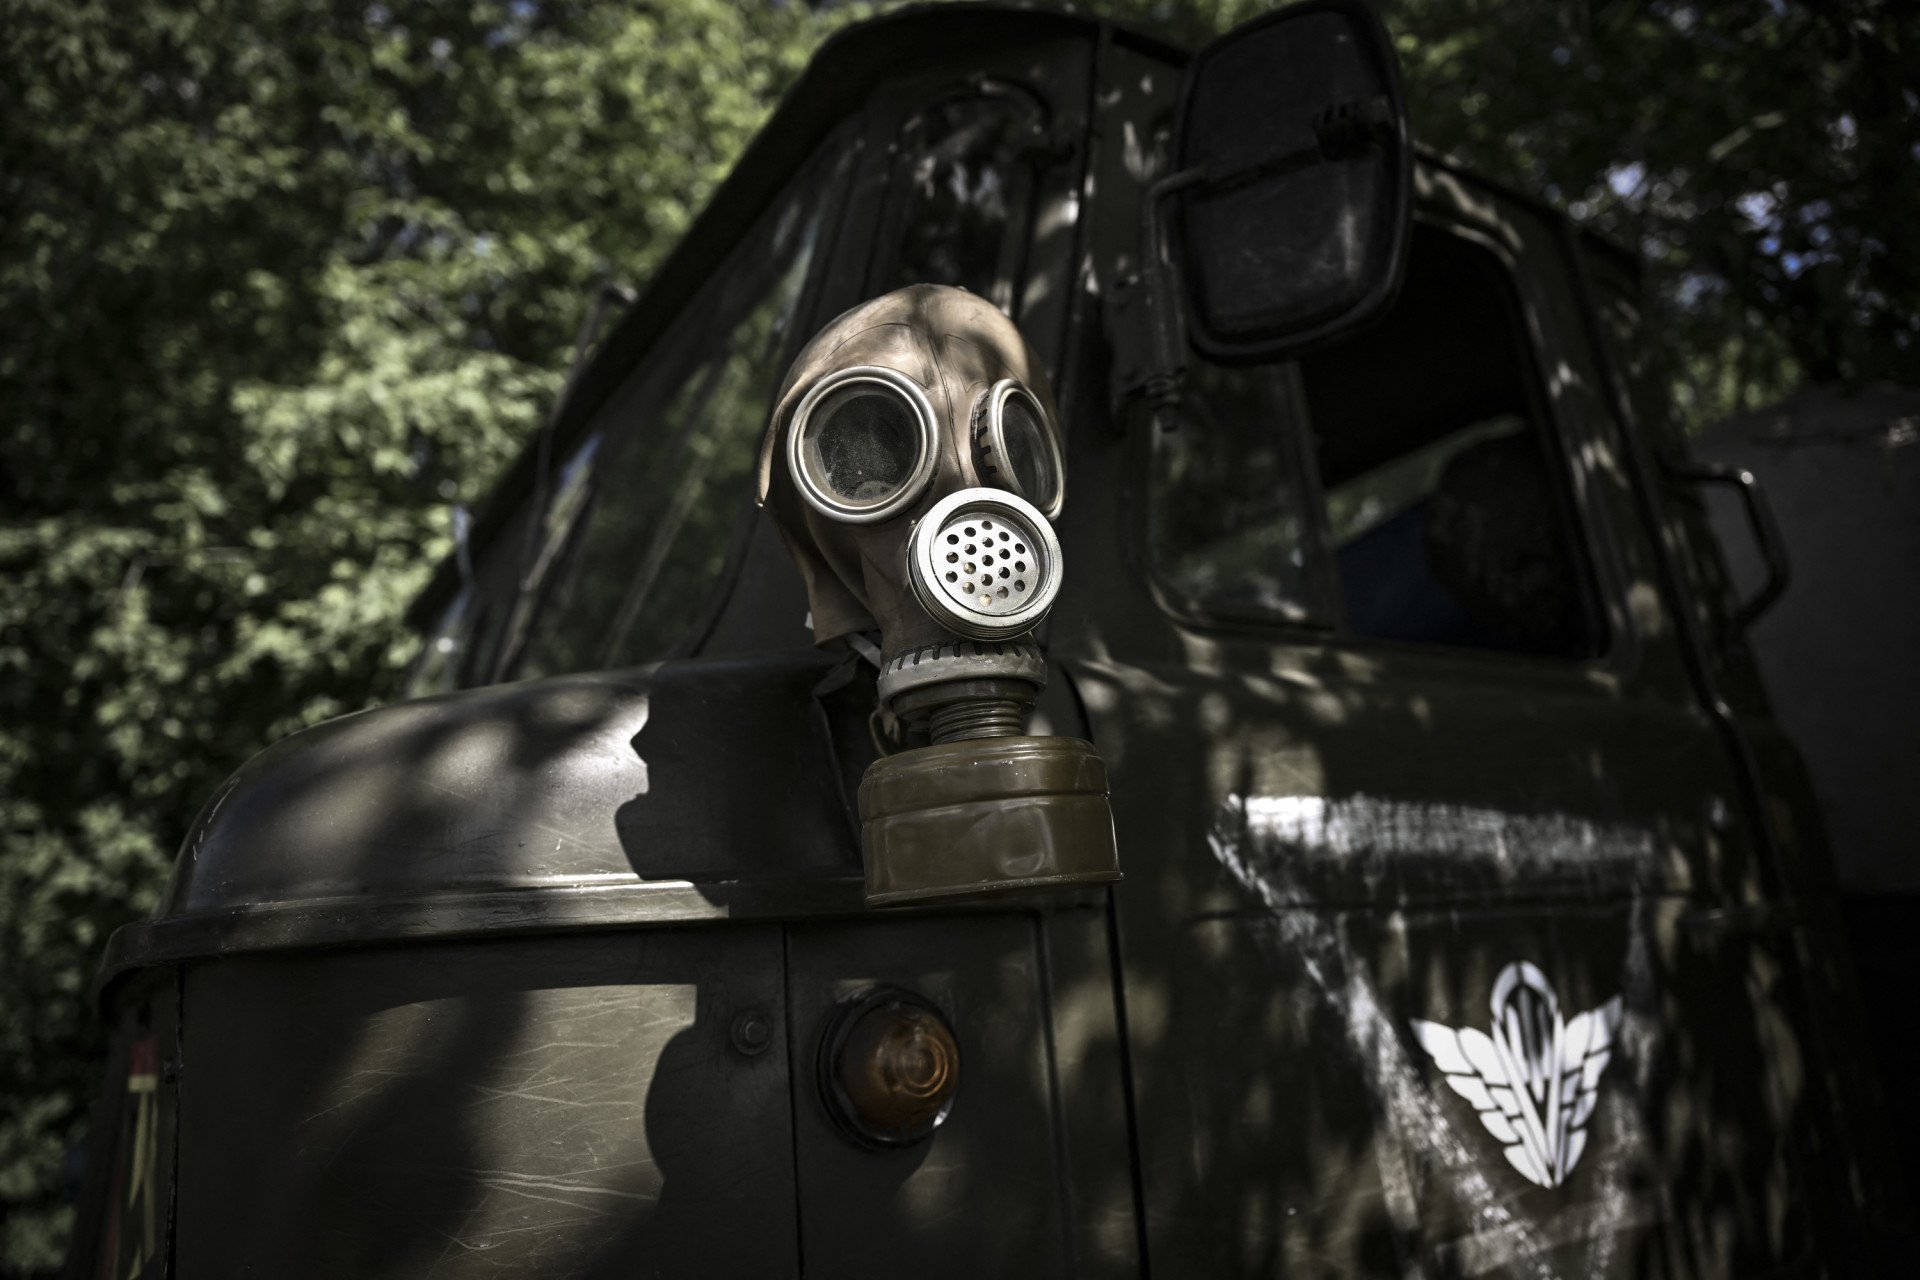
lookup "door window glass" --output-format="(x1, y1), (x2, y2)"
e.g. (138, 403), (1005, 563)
(1148, 222), (1607, 659)
(1301, 226), (1605, 657)
(1149, 360), (1325, 626)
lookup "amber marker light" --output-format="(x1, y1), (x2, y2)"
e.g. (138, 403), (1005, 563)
(818, 987), (960, 1149)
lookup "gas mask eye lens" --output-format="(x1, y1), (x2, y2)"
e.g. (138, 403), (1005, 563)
(788, 366), (938, 523)
(810, 385), (917, 501)
(972, 380), (1064, 519)
(998, 393), (1057, 507)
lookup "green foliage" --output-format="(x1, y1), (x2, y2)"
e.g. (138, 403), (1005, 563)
(0, 0), (1910, 1269)
(1383, 0), (1917, 422)
(1109, 0), (1918, 425)
(0, 0), (853, 1267)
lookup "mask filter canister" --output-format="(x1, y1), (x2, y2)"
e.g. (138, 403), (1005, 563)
(863, 491), (1112, 907)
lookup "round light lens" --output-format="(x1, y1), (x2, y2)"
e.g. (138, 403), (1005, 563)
(818, 988), (960, 1149)
(788, 366), (938, 522)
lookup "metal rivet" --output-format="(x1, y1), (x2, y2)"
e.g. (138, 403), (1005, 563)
(731, 1010), (774, 1056)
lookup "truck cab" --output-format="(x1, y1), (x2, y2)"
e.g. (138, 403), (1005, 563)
(71, 6), (1898, 1277)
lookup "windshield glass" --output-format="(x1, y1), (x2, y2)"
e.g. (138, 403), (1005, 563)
(878, 86), (1046, 315)
(512, 170), (840, 678)
(413, 134), (853, 692)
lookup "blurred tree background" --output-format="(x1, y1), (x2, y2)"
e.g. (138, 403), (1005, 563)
(0, 0), (1911, 1268)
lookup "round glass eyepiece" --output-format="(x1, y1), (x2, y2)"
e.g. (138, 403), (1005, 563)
(788, 367), (938, 522)
(972, 380), (1064, 519)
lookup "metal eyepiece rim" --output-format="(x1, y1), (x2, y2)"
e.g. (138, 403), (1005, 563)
(972, 378), (1065, 520)
(787, 365), (940, 524)
(909, 487), (1062, 640)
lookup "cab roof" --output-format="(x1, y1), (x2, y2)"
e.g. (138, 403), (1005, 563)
(407, 2), (1623, 627)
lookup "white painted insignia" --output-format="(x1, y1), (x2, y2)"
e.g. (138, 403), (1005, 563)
(1411, 962), (1622, 1189)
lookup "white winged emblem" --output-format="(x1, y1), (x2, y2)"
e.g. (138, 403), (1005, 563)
(1411, 962), (1622, 1189)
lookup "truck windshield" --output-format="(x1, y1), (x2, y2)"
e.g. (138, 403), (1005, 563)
(877, 85), (1046, 316)
(412, 133), (855, 691)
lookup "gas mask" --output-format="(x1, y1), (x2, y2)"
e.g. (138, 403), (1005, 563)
(758, 284), (1119, 906)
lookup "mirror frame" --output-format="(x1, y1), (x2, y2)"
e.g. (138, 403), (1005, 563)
(1173, 0), (1414, 363)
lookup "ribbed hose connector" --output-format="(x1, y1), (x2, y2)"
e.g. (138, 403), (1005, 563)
(927, 698), (1024, 744)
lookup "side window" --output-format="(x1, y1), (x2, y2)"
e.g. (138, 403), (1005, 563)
(504, 139), (853, 679)
(409, 585), (474, 697)
(875, 86), (1047, 316)
(405, 497), (540, 696)
(1149, 361), (1326, 626)
(1149, 222), (1607, 660)
(1302, 226), (1604, 658)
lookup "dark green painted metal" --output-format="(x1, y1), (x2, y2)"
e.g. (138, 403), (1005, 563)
(784, 912), (1111, 1275)
(173, 931), (799, 1278)
(95, 651), (872, 997)
(70, 5), (1904, 1277)
(1044, 28), (1901, 1275)
(859, 735), (1121, 906)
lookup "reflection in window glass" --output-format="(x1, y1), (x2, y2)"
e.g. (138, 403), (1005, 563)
(405, 497), (538, 695)
(1149, 361), (1321, 625)
(1300, 226), (1603, 657)
(408, 586), (473, 697)
(598, 273), (810, 667)
(484, 433), (603, 674)
(1324, 416), (1519, 549)
(883, 89), (1044, 314)
(511, 144), (848, 678)
(1146, 225), (1604, 659)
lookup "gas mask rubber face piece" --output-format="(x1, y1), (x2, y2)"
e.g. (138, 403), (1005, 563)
(757, 284), (1066, 666)
(757, 284), (1118, 908)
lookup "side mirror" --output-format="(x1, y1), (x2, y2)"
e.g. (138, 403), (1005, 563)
(1174, 0), (1412, 361)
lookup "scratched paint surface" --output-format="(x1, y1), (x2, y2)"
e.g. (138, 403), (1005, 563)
(175, 930), (799, 1278)
(1154, 786), (1811, 1278)
(1207, 792), (1666, 1278)
(1225, 793), (1660, 902)
(1069, 644), (1822, 1277)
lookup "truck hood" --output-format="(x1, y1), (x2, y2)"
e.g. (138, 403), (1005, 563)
(101, 651), (870, 993)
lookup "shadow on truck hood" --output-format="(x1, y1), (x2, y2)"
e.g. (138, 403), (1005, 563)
(100, 651), (872, 995)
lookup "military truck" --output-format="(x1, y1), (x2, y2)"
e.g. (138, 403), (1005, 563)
(66, 3), (1903, 1276)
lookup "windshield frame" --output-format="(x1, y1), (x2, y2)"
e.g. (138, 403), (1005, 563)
(404, 10), (1106, 642)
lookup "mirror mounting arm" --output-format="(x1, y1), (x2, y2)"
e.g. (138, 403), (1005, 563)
(1104, 166), (1204, 428)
